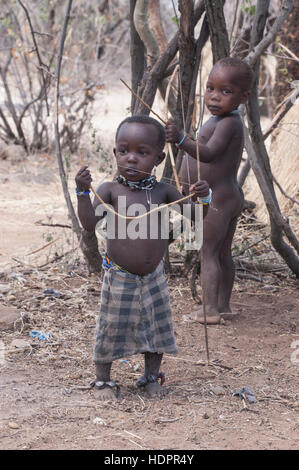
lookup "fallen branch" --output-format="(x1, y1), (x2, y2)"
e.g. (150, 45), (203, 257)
(236, 272), (263, 282)
(235, 259), (288, 273)
(35, 222), (72, 229)
(37, 247), (78, 269)
(233, 234), (270, 257)
(26, 237), (60, 256)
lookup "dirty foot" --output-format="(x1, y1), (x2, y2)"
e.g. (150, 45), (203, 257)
(189, 306), (220, 324)
(93, 381), (120, 401)
(144, 381), (166, 398)
(136, 374), (166, 398)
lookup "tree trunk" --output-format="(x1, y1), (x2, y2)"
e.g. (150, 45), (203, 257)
(133, 0), (159, 67)
(162, 1), (208, 182)
(130, 0), (145, 113)
(177, 0), (195, 127)
(246, 0), (299, 276)
(204, 0), (230, 62)
(80, 229), (102, 274)
(148, 0), (168, 53)
(175, 14), (210, 176)
(134, 0), (205, 115)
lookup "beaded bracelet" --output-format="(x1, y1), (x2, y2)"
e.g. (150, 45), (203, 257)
(176, 134), (187, 147)
(197, 188), (212, 205)
(76, 188), (90, 196)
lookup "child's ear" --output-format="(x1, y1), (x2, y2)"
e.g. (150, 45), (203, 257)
(155, 151), (166, 166)
(241, 91), (250, 103)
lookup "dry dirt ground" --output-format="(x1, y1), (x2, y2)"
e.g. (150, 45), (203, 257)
(0, 153), (298, 451)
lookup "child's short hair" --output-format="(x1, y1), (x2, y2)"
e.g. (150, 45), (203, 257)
(116, 115), (165, 150)
(214, 57), (254, 91)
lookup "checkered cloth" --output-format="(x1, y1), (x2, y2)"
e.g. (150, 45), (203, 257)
(93, 261), (178, 364)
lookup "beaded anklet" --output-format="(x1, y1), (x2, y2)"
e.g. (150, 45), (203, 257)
(136, 372), (165, 388)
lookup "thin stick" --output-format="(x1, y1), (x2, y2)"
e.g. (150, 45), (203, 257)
(84, 146), (196, 221)
(168, 145), (181, 191)
(121, 77), (181, 192)
(26, 237), (60, 255)
(196, 129), (200, 180)
(120, 78), (167, 125)
(196, 133), (210, 365)
(80, 147), (86, 167)
(164, 64), (181, 191)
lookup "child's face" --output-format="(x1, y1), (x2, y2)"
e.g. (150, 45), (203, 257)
(204, 66), (249, 116)
(114, 122), (165, 181)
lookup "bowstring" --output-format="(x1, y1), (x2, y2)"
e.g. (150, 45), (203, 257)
(90, 184), (196, 221)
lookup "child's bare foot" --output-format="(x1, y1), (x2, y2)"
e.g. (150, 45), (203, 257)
(220, 311), (239, 320)
(93, 381), (120, 401)
(144, 381), (166, 397)
(137, 374), (166, 398)
(189, 306), (221, 324)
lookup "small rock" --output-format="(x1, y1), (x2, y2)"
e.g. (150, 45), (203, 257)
(8, 421), (20, 429)
(7, 294), (16, 301)
(43, 288), (63, 299)
(0, 283), (11, 294)
(203, 412), (209, 419)
(0, 305), (20, 330)
(211, 385), (226, 396)
(7, 272), (26, 283)
(93, 417), (107, 426)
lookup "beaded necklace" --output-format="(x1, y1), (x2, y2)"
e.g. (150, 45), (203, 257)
(116, 174), (156, 205)
(116, 174), (157, 191)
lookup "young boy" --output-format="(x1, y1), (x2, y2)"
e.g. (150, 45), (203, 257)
(75, 115), (211, 400)
(165, 57), (254, 324)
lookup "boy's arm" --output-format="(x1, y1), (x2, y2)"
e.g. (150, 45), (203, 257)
(75, 166), (111, 232)
(77, 182), (112, 232)
(165, 117), (240, 162)
(166, 180), (210, 220)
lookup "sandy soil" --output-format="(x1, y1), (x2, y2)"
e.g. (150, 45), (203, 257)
(0, 151), (298, 451)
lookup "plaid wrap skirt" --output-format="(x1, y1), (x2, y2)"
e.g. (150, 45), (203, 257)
(93, 261), (178, 363)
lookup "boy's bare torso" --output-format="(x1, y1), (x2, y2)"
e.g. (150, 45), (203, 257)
(94, 181), (172, 275)
(181, 113), (244, 217)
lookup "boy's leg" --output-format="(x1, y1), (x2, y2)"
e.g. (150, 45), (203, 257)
(190, 211), (224, 324)
(218, 217), (238, 318)
(190, 191), (243, 324)
(138, 352), (165, 397)
(94, 362), (119, 400)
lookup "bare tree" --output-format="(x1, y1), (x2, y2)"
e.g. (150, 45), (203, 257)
(0, 0), (129, 153)
(204, 0), (230, 62)
(244, 1), (299, 276)
(128, 0), (299, 277)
